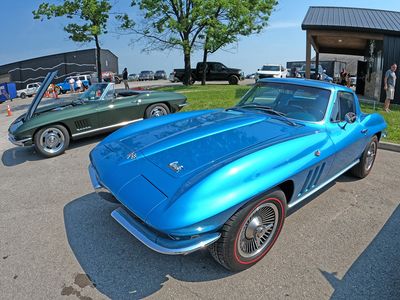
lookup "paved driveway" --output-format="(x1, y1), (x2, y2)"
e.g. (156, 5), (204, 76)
(0, 95), (399, 299)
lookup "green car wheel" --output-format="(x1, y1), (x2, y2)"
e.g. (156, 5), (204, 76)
(34, 125), (70, 158)
(145, 103), (170, 118)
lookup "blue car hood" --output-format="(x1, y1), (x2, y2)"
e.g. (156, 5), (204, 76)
(91, 109), (313, 222)
(119, 109), (297, 177)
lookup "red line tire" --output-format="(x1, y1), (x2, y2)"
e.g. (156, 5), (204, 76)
(350, 135), (378, 178)
(209, 188), (286, 272)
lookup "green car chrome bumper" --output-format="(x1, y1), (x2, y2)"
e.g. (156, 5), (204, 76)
(8, 134), (32, 147)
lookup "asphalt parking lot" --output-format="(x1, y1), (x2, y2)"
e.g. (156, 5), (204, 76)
(0, 92), (399, 300)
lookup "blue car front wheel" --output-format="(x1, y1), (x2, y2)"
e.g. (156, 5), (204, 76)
(209, 188), (287, 272)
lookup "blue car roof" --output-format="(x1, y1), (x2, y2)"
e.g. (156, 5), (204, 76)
(258, 78), (353, 93)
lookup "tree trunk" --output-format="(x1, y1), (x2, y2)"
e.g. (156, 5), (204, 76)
(201, 41), (208, 86)
(183, 49), (191, 85)
(94, 35), (102, 82)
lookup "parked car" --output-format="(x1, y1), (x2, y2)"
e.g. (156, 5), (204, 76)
(114, 74), (122, 84)
(128, 73), (139, 81)
(350, 75), (357, 87)
(169, 72), (179, 82)
(89, 78), (386, 271)
(8, 71), (187, 157)
(255, 64), (288, 81)
(17, 82), (41, 99)
(56, 75), (91, 94)
(246, 73), (256, 79)
(154, 70), (167, 80)
(173, 62), (243, 85)
(298, 64), (333, 83)
(139, 71), (155, 81)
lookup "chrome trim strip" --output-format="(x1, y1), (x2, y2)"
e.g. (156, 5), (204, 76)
(288, 159), (360, 209)
(111, 207), (221, 255)
(8, 134), (32, 147)
(178, 103), (188, 107)
(72, 119), (143, 137)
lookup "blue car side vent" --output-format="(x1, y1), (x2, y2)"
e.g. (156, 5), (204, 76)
(299, 163), (326, 196)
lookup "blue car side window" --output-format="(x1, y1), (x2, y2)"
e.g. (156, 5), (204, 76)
(330, 98), (340, 122)
(331, 92), (356, 122)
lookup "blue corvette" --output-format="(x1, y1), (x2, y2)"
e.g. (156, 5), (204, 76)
(89, 78), (386, 271)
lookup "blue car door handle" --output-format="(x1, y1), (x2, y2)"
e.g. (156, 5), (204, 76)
(361, 129), (368, 134)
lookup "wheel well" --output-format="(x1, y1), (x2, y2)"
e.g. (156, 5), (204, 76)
(278, 180), (295, 203)
(376, 132), (382, 141)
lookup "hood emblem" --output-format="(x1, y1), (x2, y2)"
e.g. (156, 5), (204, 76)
(168, 161), (184, 173)
(127, 152), (137, 160)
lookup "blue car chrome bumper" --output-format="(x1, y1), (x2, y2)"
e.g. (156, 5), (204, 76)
(88, 164), (221, 255)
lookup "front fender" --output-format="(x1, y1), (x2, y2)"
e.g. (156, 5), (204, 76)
(146, 131), (334, 236)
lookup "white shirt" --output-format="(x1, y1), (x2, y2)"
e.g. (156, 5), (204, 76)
(76, 79), (82, 87)
(69, 78), (75, 84)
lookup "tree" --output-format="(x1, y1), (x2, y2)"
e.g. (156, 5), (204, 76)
(199, 0), (278, 85)
(33, 0), (112, 82)
(119, 0), (209, 85)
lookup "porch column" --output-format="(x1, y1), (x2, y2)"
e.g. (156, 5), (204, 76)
(306, 32), (312, 79)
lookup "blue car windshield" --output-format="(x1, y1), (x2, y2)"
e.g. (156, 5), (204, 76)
(238, 82), (331, 122)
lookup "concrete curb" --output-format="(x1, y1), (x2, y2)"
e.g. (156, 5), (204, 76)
(379, 142), (400, 152)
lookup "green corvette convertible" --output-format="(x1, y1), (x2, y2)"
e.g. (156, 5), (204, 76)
(8, 71), (187, 157)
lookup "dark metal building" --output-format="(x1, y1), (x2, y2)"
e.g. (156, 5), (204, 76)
(302, 6), (400, 103)
(0, 49), (118, 90)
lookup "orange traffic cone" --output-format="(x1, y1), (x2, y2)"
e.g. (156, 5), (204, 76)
(7, 105), (12, 117)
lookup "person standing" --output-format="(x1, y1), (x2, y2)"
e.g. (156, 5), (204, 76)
(122, 67), (129, 89)
(384, 63), (397, 112)
(76, 78), (83, 92)
(68, 77), (75, 93)
(340, 69), (348, 86)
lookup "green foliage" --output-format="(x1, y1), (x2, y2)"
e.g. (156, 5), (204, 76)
(120, 0), (207, 53)
(158, 84), (250, 110)
(360, 102), (400, 144)
(201, 0), (278, 54)
(33, 0), (111, 43)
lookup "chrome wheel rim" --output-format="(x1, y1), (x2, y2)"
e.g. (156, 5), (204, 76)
(365, 141), (377, 171)
(150, 106), (167, 117)
(238, 203), (278, 258)
(39, 128), (65, 154)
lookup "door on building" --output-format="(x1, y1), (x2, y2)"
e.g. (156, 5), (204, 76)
(355, 61), (368, 95)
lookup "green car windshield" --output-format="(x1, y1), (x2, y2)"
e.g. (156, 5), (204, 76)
(78, 83), (109, 101)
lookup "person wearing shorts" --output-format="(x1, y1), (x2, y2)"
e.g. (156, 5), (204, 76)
(384, 63), (397, 112)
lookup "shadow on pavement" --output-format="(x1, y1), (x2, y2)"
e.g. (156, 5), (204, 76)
(1, 146), (43, 167)
(1, 134), (107, 167)
(320, 205), (400, 299)
(64, 194), (232, 299)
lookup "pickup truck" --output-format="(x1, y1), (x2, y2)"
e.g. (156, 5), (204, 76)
(56, 75), (91, 94)
(173, 62), (243, 85)
(17, 82), (41, 99)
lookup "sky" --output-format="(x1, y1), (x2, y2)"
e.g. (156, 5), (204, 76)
(1, 0), (400, 75)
